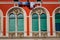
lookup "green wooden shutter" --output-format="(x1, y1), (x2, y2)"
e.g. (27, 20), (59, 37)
(9, 13), (15, 32)
(32, 13), (39, 31)
(55, 13), (60, 31)
(17, 13), (24, 32)
(40, 13), (47, 31)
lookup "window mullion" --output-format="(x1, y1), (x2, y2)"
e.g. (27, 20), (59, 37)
(15, 15), (17, 37)
(0, 16), (1, 34)
(0, 16), (1, 32)
(38, 13), (41, 37)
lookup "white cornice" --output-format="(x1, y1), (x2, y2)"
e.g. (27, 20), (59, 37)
(0, 2), (18, 4)
(0, 2), (60, 4)
(42, 2), (60, 4)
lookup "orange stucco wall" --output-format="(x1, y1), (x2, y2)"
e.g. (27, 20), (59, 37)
(0, 4), (14, 16)
(42, 4), (60, 16)
(22, 6), (30, 16)
(0, 3), (60, 36)
(21, 4), (60, 36)
(42, 4), (60, 35)
(0, 4), (14, 36)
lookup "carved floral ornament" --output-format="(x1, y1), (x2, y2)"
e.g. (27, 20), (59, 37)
(55, 8), (60, 13)
(13, 8), (23, 14)
(31, 8), (46, 14)
(8, 8), (24, 15)
(14, 9), (18, 14)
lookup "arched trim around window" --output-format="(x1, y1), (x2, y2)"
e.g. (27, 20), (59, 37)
(0, 9), (3, 37)
(52, 7), (60, 36)
(29, 6), (50, 37)
(6, 7), (27, 37)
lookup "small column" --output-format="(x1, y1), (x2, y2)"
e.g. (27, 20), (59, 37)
(27, 17), (29, 36)
(50, 17), (53, 36)
(3, 17), (7, 36)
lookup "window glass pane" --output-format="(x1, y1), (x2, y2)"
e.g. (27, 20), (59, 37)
(55, 19), (60, 23)
(32, 13), (39, 31)
(55, 13), (60, 31)
(9, 14), (15, 32)
(17, 13), (24, 19)
(17, 13), (24, 31)
(40, 13), (47, 31)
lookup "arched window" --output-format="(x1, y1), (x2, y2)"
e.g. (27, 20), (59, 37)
(0, 14), (2, 36)
(30, 7), (49, 37)
(54, 8), (60, 37)
(32, 13), (39, 31)
(0, 15), (1, 31)
(0, 10), (3, 36)
(9, 13), (15, 32)
(17, 13), (24, 32)
(55, 13), (60, 31)
(40, 13), (47, 31)
(7, 7), (26, 37)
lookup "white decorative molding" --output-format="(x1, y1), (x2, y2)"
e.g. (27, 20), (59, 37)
(0, 2), (18, 4)
(0, 2), (60, 4)
(6, 6), (27, 37)
(42, 2), (60, 4)
(52, 7), (60, 37)
(29, 6), (50, 37)
(0, 9), (3, 37)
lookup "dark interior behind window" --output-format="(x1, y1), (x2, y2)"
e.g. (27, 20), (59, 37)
(14, 0), (18, 2)
(37, 0), (41, 2)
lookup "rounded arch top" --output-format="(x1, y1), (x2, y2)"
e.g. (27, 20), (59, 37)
(52, 7), (60, 16)
(55, 8), (60, 13)
(0, 9), (3, 16)
(30, 6), (50, 16)
(6, 6), (26, 16)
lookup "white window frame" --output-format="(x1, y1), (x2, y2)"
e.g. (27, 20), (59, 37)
(6, 6), (27, 37)
(29, 6), (50, 37)
(52, 7), (60, 37)
(0, 10), (3, 37)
